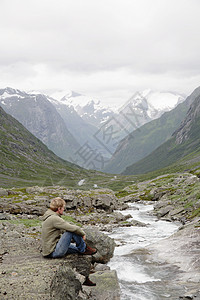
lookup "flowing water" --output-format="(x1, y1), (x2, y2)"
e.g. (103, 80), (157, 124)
(107, 203), (181, 300)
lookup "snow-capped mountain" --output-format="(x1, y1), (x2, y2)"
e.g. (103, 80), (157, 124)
(51, 89), (185, 128)
(51, 90), (116, 128)
(119, 90), (185, 120)
(0, 87), (29, 100)
(139, 90), (185, 116)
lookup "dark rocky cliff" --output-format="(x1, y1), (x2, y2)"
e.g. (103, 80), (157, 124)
(174, 94), (200, 144)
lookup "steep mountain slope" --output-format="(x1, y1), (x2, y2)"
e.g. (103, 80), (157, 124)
(50, 91), (118, 157)
(49, 97), (97, 145)
(0, 106), (135, 190)
(104, 87), (199, 174)
(49, 97), (110, 159)
(123, 92), (200, 176)
(0, 106), (87, 187)
(0, 88), (80, 162)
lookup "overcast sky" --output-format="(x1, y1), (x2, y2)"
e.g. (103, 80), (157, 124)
(1, 0), (200, 107)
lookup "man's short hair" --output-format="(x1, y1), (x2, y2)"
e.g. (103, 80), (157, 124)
(50, 197), (66, 212)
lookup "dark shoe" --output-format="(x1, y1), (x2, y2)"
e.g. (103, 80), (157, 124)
(82, 245), (97, 255)
(90, 269), (95, 274)
(83, 277), (96, 286)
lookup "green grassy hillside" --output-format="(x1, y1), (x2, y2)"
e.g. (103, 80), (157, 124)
(0, 106), (136, 190)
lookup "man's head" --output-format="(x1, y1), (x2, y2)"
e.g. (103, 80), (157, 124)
(50, 197), (66, 215)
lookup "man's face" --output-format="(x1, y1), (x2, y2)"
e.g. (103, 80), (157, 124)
(57, 206), (64, 215)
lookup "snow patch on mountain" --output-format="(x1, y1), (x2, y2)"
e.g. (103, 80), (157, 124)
(50, 90), (115, 126)
(0, 87), (27, 100)
(142, 90), (185, 111)
(51, 90), (94, 108)
(120, 90), (185, 121)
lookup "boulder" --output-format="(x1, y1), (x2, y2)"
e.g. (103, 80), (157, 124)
(156, 206), (174, 218)
(92, 194), (115, 212)
(63, 255), (92, 277)
(84, 228), (115, 264)
(50, 265), (83, 300)
(87, 270), (121, 300)
(130, 219), (148, 227)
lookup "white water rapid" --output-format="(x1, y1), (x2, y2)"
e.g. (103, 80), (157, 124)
(107, 203), (180, 300)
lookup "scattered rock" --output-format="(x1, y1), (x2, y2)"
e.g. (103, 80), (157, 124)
(0, 213), (10, 220)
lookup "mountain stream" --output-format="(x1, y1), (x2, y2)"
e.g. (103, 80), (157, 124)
(107, 203), (181, 300)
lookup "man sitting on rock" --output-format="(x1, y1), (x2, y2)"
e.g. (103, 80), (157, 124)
(41, 197), (96, 286)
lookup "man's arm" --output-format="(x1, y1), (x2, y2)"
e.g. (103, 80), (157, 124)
(52, 215), (86, 236)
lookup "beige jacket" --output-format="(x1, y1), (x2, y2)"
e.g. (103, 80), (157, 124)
(41, 209), (85, 256)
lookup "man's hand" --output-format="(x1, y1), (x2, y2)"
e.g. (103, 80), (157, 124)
(83, 235), (86, 240)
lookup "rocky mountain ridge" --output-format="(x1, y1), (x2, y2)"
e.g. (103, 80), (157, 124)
(0, 88), (80, 163)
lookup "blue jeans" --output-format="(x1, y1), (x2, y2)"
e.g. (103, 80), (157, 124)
(50, 232), (86, 258)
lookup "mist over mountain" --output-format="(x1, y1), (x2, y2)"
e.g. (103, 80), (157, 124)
(52, 89), (184, 128)
(50, 89), (184, 167)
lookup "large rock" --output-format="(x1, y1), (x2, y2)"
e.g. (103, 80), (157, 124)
(63, 255), (92, 277)
(50, 265), (83, 300)
(91, 194), (115, 212)
(84, 228), (115, 264)
(87, 270), (121, 300)
(146, 223), (200, 299)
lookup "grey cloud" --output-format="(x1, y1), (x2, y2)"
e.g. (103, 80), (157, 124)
(1, 0), (200, 103)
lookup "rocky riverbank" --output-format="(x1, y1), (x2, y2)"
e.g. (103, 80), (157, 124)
(122, 172), (200, 299)
(0, 186), (143, 299)
(0, 172), (200, 299)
